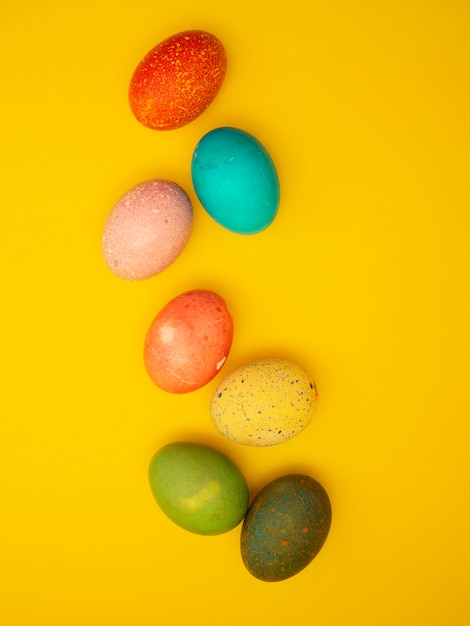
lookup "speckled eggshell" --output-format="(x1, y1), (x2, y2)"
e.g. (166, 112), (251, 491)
(191, 127), (280, 234)
(210, 359), (318, 446)
(129, 30), (227, 130)
(102, 180), (193, 281)
(144, 289), (233, 393)
(149, 442), (249, 535)
(240, 474), (332, 582)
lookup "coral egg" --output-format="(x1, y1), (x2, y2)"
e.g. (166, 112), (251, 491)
(144, 289), (233, 393)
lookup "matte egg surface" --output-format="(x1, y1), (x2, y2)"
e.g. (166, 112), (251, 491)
(149, 442), (249, 535)
(241, 474), (332, 581)
(210, 359), (318, 445)
(129, 30), (227, 130)
(144, 289), (233, 393)
(102, 180), (193, 281)
(191, 127), (280, 234)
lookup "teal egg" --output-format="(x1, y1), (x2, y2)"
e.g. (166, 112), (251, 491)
(191, 127), (280, 234)
(240, 474), (332, 582)
(148, 442), (249, 535)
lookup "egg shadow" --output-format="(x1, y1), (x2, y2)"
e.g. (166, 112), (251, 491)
(165, 427), (251, 469)
(225, 346), (318, 375)
(245, 445), (333, 503)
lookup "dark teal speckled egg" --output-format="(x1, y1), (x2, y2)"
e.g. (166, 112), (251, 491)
(240, 474), (332, 582)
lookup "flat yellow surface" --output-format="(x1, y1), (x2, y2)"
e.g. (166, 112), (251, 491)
(1, 1), (469, 624)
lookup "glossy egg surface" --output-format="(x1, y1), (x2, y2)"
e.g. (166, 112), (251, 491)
(149, 442), (249, 535)
(241, 474), (332, 581)
(102, 180), (193, 281)
(144, 289), (233, 393)
(129, 30), (227, 130)
(210, 359), (318, 445)
(191, 127), (280, 234)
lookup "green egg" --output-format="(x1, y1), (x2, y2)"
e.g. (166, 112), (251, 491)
(148, 441), (249, 535)
(240, 474), (332, 582)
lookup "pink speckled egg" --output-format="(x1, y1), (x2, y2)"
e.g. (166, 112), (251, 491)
(144, 290), (233, 393)
(102, 180), (193, 281)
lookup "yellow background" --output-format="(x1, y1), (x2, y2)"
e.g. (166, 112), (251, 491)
(1, 1), (469, 624)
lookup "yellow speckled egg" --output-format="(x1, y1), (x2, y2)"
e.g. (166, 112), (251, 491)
(210, 359), (318, 446)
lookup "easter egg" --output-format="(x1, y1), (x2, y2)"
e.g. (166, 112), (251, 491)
(149, 442), (249, 535)
(210, 359), (318, 446)
(240, 474), (332, 582)
(191, 127), (280, 234)
(144, 289), (233, 393)
(102, 180), (193, 281)
(129, 30), (227, 131)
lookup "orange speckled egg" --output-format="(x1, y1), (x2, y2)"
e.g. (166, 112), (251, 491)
(129, 30), (227, 131)
(144, 290), (233, 393)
